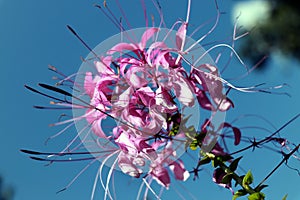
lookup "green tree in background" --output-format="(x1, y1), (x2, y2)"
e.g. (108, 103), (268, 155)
(0, 176), (14, 200)
(238, 0), (300, 68)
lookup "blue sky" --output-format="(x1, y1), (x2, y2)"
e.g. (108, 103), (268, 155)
(0, 0), (299, 200)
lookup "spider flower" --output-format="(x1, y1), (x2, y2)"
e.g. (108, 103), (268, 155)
(23, 0), (266, 199)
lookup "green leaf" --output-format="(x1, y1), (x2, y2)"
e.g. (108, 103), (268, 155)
(229, 156), (243, 172)
(232, 190), (247, 200)
(282, 194), (288, 200)
(212, 155), (233, 168)
(247, 192), (265, 200)
(243, 170), (254, 187)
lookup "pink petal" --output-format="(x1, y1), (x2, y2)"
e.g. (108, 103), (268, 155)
(169, 160), (190, 181)
(192, 64), (232, 111)
(219, 123), (242, 146)
(125, 67), (149, 88)
(85, 109), (107, 138)
(91, 119), (107, 138)
(173, 74), (195, 106)
(94, 56), (114, 75)
(213, 96), (234, 111)
(118, 153), (141, 178)
(137, 140), (158, 160)
(136, 87), (155, 107)
(107, 43), (138, 54)
(146, 42), (168, 66)
(232, 127), (241, 146)
(176, 22), (187, 50)
(196, 90), (215, 111)
(151, 166), (170, 189)
(114, 87), (132, 108)
(114, 128), (137, 154)
(213, 168), (234, 194)
(140, 28), (159, 49)
(155, 87), (177, 113)
(84, 72), (96, 97)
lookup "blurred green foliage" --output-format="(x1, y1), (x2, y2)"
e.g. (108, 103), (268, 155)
(239, 0), (300, 68)
(0, 176), (14, 200)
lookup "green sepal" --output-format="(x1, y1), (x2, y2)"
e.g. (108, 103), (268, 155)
(189, 139), (198, 150)
(212, 156), (223, 167)
(242, 170), (254, 188)
(212, 155), (233, 168)
(198, 156), (211, 166)
(247, 192), (265, 200)
(232, 189), (247, 200)
(222, 154), (234, 162)
(221, 173), (233, 184)
(282, 194), (288, 200)
(229, 156), (243, 172)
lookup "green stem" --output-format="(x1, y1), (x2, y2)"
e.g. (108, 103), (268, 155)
(219, 161), (256, 194)
(204, 152), (256, 194)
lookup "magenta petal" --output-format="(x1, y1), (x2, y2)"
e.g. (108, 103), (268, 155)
(125, 67), (149, 88)
(155, 87), (177, 113)
(138, 140), (158, 160)
(213, 168), (234, 194)
(146, 42), (168, 66)
(136, 87), (155, 107)
(107, 42), (138, 54)
(140, 28), (159, 49)
(114, 129), (137, 154)
(91, 119), (107, 138)
(196, 90), (215, 111)
(211, 142), (228, 156)
(214, 96), (233, 111)
(192, 64), (233, 111)
(219, 123), (242, 146)
(84, 72), (95, 97)
(232, 127), (241, 145)
(176, 22), (187, 50)
(94, 57), (114, 75)
(85, 109), (107, 138)
(173, 74), (194, 106)
(118, 153), (141, 178)
(169, 160), (190, 181)
(151, 166), (171, 189)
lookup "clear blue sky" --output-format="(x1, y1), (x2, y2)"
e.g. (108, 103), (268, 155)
(0, 0), (299, 200)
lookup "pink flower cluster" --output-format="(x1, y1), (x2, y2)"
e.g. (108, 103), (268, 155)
(83, 26), (233, 188)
